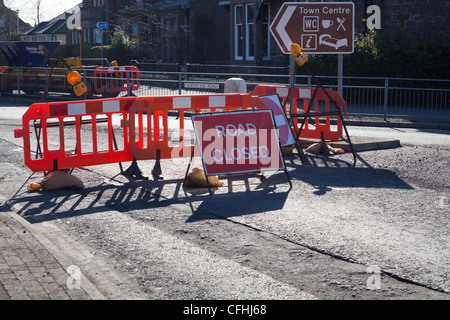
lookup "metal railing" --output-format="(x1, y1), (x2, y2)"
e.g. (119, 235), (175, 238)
(1, 66), (449, 122)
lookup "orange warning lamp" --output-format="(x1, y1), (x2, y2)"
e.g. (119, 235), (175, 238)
(290, 43), (302, 56)
(66, 70), (87, 96)
(290, 43), (308, 67)
(67, 71), (81, 86)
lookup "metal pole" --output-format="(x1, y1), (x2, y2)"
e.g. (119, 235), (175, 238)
(45, 69), (49, 100)
(126, 71), (131, 96)
(384, 78), (389, 121)
(17, 68), (21, 96)
(101, 29), (104, 67)
(178, 72), (182, 95)
(338, 54), (343, 96)
(288, 55), (296, 114)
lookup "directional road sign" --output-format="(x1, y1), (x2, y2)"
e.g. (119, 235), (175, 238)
(96, 22), (108, 29)
(270, 2), (354, 54)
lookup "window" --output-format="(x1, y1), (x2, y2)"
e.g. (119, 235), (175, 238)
(260, 3), (270, 60)
(132, 24), (139, 37)
(162, 18), (177, 62)
(94, 29), (102, 44)
(93, 0), (104, 7)
(234, 5), (243, 60)
(245, 4), (254, 60)
(234, 3), (260, 61)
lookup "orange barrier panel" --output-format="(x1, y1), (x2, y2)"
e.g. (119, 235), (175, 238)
(122, 93), (269, 161)
(251, 85), (347, 141)
(14, 97), (138, 172)
(14, 93), (269, 173)
(93, 66), (141, 95)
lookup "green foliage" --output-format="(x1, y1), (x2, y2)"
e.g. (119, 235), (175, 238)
(109, 26), (137, 65)
(51, 44), (112, 64)
(377, 31), (450, 79)
(6, 32), (23, 41)
(52, 27), (137, 65)
(306, 30), (450, 79)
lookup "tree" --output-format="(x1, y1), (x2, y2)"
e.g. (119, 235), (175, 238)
(109, 26), (137, 64)
(6, 32), (23, 41)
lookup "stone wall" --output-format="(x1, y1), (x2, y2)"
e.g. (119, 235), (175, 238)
(371, 0), (450, 38)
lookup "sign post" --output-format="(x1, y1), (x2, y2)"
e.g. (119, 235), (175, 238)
(189, 110), (291, 194)
(96, 22), (108, 66)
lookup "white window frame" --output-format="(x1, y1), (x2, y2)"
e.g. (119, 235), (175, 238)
(261, 3), (271, 61)
(245, 3), (254, 61)
(234, 5), (243, 61)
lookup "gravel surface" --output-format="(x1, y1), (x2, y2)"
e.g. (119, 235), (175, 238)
(0, 103), (449, 300)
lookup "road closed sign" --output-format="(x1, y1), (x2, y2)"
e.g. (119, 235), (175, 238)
(271, 2), (354, 54)
(192, 110), (285, 176)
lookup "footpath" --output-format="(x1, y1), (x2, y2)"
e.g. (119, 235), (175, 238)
(0, 205), (113, 300)
(0, 199), (146, 300)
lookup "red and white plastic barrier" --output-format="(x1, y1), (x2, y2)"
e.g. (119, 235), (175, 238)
(251, 84), (347, 141)
(14, 94), (268, 173)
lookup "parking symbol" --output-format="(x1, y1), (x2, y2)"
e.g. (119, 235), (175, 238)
(301, 34), (317, 50)
(303, 16), (319, 32)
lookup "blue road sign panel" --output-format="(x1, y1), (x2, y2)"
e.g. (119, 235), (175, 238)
(96, 22), (108, 29)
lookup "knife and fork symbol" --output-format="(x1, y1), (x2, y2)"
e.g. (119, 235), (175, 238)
(337, 17), (346, 31)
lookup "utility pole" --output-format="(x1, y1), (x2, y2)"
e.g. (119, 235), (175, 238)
(36, 0), (42, 25)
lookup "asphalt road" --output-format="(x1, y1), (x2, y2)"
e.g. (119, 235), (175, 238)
(0, 99), (449, 301)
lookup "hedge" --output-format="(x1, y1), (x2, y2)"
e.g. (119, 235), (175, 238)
(306, 29), (450, 80)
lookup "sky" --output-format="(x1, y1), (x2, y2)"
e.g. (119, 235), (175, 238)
(5, 0), (81, 26)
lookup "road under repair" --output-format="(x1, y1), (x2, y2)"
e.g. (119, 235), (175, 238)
(0, 100), (449, 300)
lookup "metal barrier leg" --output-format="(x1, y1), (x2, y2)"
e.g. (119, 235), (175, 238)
(122, 158), (148, 180)
(296, 64), (357, 162)
(151, 149), (163, 180)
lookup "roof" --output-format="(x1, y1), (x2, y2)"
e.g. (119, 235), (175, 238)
(119, 0), (189, 14)
(23, 4), (81, 36)
(23, 18), (66, 36)
(219, 0), (267, 7)
(154, 0), (189, 9)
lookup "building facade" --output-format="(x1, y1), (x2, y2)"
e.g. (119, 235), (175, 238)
(17, 0), (450, 64)
(0, 0), (31, 41)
